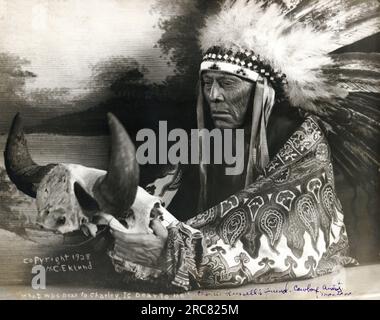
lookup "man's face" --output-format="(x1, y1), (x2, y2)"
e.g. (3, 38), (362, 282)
(202, 71), (254, 129)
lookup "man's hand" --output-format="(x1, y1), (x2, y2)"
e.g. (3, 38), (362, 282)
(110, 218), (168, 268)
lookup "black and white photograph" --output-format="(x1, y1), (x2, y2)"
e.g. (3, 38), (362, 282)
(0, 0), (379, 303)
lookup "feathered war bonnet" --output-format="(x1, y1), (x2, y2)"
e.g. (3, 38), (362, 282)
(195, 0), (380, 210)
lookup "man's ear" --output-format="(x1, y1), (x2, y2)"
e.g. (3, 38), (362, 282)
(74, 182), (100, 216)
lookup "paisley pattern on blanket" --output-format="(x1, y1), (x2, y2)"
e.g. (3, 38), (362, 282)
(169, 116), (355, 289)
(110, 116), (356, 291)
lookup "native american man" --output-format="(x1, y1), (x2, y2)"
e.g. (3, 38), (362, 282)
(4, 0), (379, 291)
(107, 0), (380, 291)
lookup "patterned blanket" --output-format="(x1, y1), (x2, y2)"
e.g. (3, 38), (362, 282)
(110, 116), (357, 291)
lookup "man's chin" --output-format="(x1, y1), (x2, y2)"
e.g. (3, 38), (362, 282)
(213, 118), (237, 129)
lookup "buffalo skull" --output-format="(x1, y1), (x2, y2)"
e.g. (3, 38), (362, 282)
(4, 113), (175, 236)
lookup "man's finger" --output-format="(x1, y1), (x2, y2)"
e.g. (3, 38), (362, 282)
(114, 243), (135, 258)
(150, 218), (168, 240)
(111, 230), (150, 243)
(113, 244), (129, 259)
(114, 244), (154, 266)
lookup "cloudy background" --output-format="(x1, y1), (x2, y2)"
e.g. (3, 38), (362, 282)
(0, 0), (171, 95)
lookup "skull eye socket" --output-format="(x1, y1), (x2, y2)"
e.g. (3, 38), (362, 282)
(57, 216), (66, 225)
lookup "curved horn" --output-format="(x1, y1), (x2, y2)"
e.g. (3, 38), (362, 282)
(4, 113), (56, 197)
(93, 113), (139, 216)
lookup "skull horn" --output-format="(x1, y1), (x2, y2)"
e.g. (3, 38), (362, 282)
(4, 113), (56, 197)
(93, 113), (139, 217)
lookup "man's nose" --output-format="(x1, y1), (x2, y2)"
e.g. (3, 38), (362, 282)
(209, 80), (224, 102)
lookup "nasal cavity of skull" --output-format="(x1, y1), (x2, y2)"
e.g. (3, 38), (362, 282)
(73, 182), (100, 216)
(80, 217), (88, 225)
(56, 216), (66, 226)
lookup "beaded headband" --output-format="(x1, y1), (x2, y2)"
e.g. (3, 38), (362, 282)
(200, 46), (287, 96)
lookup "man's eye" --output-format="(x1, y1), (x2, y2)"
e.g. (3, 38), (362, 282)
(220, 80), (236, 87)
(203, 81), (213, 89)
